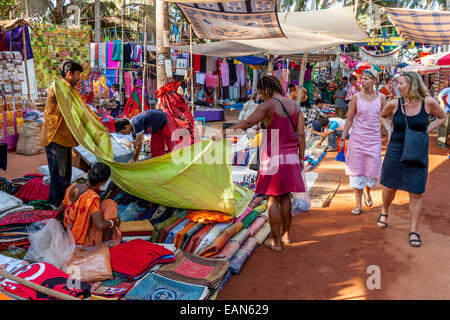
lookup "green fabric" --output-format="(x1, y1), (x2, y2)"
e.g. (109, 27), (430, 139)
(27, 200), (54, 211)
(150, 213), (181, 242)
(53, 79), (253, 216)
(242, 210), (259, 229)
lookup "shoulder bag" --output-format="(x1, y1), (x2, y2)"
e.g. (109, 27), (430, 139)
(399, 98), (429, 168)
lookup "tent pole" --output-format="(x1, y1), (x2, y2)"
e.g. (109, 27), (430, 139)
(22, 23), (31, 103)
(190, 23), (194, 114)
(142, 16), (148, 112)
(296, 53), (308, 105)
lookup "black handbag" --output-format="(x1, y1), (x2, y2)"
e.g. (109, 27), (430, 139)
(399, 99), (429, 168)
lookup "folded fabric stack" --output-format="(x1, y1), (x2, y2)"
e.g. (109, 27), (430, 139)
(0, 191), (34, 220)
(154, 250), (230, 291)
(229, 237), (258, 274)
(89, 274), (136, 300)
(123, 272), (209, 300)
(109, 239), (176, 280)
(0, 210), (58, 250)
(119, 220), (154, 242)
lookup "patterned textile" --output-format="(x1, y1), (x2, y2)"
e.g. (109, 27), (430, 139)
(228, 250), (249, 274)
(155, 250), (230, 289)
(212, 241), (240, 259)
(180, 222), (205, 250)
(122, 87), (150, 119)
(177, 0), (285, 40)
(384, 8), (450, 44)
(52, 78), (254, 215)
(30, 24), (91, 90)
(184, 224), (212, 254)
(155, 81), (198, 147)
(306, 106), (327, 126)
(123, 272), (209, 300)
(247, 216), (265, 236)
(252, 221), (271, 245)
(229, 228), (249, 245)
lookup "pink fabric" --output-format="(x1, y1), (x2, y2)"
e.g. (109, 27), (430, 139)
(345, 93), (382, 179)
(248, 217), (266, 236)
(124, 71), (133, 99)
(235, 64), (245, 87)
(221, 61), (229, 87)
(205, 74), (218, 88)
(255, 96), (305, 196)
(235, 206), (253, 223)
(212, 241), (240, 259)
(107, 41), (119, 68)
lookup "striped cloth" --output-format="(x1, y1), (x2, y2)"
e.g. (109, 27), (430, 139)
(383, 8), (450, 44)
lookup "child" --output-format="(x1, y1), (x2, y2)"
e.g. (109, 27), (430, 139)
(111, 84), (121, 117)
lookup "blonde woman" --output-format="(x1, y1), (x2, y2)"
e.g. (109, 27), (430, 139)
(339, 69), (386, 215)
(377, 71), (446, 247)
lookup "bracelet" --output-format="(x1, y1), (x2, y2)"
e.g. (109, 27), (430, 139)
(108, 219), (114, 228)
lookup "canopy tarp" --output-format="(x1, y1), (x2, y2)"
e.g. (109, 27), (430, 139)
(52, 79), (254, 217)
(383, 8), (450, 45)
(175, 6), (367, 56)
(0, 19), (32, 31)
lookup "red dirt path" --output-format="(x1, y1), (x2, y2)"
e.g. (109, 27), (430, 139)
(1, 133), (449, 300)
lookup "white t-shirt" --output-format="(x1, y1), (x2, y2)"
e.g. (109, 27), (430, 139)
(328, 117), (346, 131)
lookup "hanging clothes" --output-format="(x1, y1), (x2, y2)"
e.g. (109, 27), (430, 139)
(112, 40), (122, 61)
(227, 59), (237, 84)
(10, 26), (33, 60)
(200, 56), (207, 73)
(0, 31), (9, 51)
(193, 54), (201, 72)
(235, 64), (245, 87)
(220, 60), (230, 87)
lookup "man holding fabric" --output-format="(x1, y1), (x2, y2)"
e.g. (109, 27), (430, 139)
(40, 60), (84, 207)
(114, 109), (174, 162)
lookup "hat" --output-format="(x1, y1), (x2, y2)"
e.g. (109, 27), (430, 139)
(393, 74), (401, 79)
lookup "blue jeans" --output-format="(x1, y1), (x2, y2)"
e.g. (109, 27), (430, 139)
(45, 142), (72, 207)
(328, 130), (349, 149)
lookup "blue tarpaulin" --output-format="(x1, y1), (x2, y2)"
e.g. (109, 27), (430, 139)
(234, 56), (268, 66)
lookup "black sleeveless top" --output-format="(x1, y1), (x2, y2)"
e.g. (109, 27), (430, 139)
(391, 99), (429, 143)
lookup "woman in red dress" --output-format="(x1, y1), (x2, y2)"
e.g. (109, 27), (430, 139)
(214, 76), (306, 251)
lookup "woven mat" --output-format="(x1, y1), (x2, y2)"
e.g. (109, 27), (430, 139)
(309, 173), (340, 208)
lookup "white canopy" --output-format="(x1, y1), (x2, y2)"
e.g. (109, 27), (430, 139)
(175, 6), (368, 57)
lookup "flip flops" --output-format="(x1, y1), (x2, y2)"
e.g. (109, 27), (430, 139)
(409, 232), (422, 247)
(350, 208), (362, 215)
(363, 192), (373, 207)
(376, 213), (388, 229)
(264, 238), (282, 252)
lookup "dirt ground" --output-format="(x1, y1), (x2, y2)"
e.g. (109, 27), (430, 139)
(1, 132), (449, 300)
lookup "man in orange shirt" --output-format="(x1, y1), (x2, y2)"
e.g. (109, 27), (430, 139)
(40, 60), (84, 207)
(379, 76), (394, 101)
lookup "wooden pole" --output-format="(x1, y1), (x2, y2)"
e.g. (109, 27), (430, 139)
(142, 16), (148, 112)
(190, 23), (194, 114)
(156, 0), (171, 89)
(22, 23), (31, 103)
(296, 53), (308, 105)
(0, 269), (81, 301)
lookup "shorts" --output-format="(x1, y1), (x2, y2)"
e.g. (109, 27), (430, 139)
(349, 176), (378, 190)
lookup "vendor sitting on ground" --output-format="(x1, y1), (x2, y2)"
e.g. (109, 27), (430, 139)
(204, 87), (214, 105)
(115, 109), (173, 161)
(57, 162), (121, 246)
(310, 116), (349, 151)
(193, 85), (210, 107)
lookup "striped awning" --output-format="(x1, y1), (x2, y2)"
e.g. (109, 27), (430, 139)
(383, 8), (450, 45)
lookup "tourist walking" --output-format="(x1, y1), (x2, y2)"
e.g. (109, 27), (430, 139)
(214, 76), (306, 252)
(377, 71), (446, 247)
(339, 69), (386, 215)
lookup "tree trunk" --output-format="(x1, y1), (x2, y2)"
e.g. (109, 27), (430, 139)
(156, 0), (171, 89)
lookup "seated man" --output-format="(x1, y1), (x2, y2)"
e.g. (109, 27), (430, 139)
(57, 162), (121, 246)
(115, 109), (173, 161)
(310, 116), (349, 151)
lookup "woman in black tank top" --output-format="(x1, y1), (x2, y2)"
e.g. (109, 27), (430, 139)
(378, 72), (446, 247)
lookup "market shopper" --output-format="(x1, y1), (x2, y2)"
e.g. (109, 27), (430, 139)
(57, 162), (121, 246)
(339, 69), (386, 216)
(377, 72), (446, 247)
(213, 75), (306, 252)
(311, 116), (348, 151)
(345, 75), (361, 104)
(115, 109), (173, 161)
(333, 81), (348, 119)
(40, 60), (84, 207)
(288, 83), (309, 107)
(379, 76), (395, 101)
(436, 86), (450, 148)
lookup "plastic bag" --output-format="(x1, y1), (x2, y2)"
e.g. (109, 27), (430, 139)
(291, 170), (310, 215)
(118, 202), (143, 222)
(23, 218), (75, 270)
(65, 243), (113, 283)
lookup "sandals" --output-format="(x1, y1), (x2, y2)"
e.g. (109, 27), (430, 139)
(350, 208), (362, 215)
(376, 213), (388, 229)
(409, 232), (422, 248)
(264, 238), (282, 252)
(363, 192), (373, 207)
